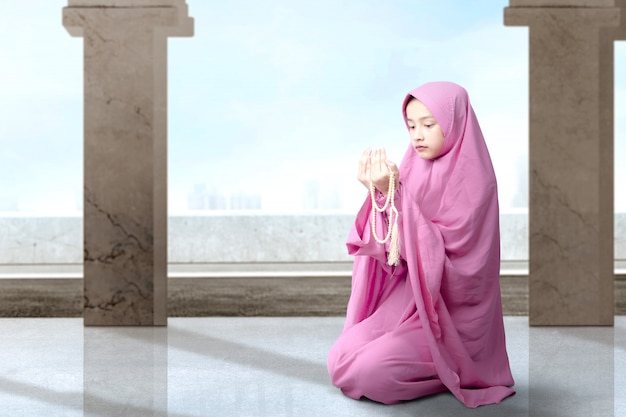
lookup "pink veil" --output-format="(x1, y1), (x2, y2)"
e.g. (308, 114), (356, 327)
(344, 81), (515, 407)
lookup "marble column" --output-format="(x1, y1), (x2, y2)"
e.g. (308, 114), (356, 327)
(63, 1), (193, 326)
(504, 0), (619, 325)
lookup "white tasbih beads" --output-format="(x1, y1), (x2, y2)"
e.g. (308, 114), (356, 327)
(369, 168), (400, 266)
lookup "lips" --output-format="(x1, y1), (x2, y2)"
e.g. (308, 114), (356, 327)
(416, 146), (427, 151)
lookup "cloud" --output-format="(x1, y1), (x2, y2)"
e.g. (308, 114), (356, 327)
(167, 3), (530, 211)
(4, 0), (622, 213)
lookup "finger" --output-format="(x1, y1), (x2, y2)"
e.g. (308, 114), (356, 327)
(380, 147), (387, 164)
(358, 148), (370, 170)
(387, 160), (399, 180)
(380, 148), (388, 172)
(374, 147), (385, 172)
(386, 160), (400, 186)
(369, 149), (378, 178)
(359, 148), (372, 180)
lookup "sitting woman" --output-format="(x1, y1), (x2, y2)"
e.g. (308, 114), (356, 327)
(327, 81), (515, 408)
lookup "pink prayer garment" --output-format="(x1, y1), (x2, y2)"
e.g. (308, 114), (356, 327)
(327, 81), (515, 408)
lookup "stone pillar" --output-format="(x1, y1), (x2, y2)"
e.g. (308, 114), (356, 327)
(63, 1), (193, 326)
(504, 0), (619, 325)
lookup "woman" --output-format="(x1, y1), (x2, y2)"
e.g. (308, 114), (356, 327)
(327, 81), (515, 408)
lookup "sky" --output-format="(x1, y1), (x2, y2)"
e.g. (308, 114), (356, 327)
(0, 0), (624, 214)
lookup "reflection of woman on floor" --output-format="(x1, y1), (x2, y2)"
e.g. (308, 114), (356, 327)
(327, 82), (515, 408)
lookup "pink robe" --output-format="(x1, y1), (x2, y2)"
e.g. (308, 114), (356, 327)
(327, 82), (515, 408)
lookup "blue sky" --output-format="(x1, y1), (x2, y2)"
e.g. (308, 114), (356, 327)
(0, 0), (624, 213)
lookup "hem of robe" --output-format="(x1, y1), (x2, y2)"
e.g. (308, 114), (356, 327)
(341, 379), (448, 405)
(339, 195), (516, 409)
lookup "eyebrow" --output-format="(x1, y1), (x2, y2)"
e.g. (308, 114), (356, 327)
(406, 116), (435, 122)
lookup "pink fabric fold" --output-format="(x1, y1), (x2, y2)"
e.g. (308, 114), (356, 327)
(328, 82), (515, 408)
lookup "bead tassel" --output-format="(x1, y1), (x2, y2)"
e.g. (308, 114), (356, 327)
(370, 168), (400, 266)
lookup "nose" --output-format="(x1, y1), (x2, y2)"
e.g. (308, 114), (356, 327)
(411, 127), (423, 143)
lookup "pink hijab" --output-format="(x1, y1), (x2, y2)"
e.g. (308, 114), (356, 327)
(398, 81), (514, 406)
(343, 81), (515, 407)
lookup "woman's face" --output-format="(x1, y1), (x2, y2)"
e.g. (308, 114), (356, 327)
(405, 99), (445, 160)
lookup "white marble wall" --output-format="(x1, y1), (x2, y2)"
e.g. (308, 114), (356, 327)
(2, 212), (624, 267)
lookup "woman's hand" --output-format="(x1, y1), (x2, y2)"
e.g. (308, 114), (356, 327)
(357, 147), (399, 195)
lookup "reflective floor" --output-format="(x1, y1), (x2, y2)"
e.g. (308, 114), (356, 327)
(0, 316), (623, 417)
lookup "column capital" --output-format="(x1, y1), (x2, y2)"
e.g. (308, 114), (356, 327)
(68, 0), (184, 4)
(509, 0), (614, 6)
(504, 2), (620, 27)
(63, 0), (193, 38)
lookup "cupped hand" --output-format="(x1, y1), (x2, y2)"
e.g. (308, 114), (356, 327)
(357, 147), (399, 195)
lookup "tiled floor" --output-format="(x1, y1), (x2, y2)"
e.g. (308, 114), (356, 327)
(0, 316), (623, 417)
